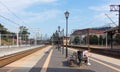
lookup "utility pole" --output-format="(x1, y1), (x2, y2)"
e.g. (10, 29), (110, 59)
(32, 28), (40, 45)
(0, 33), (1, 46)
(87, 28), (90, 51)
(62, 29), (64, 54)
(110, 5), (120, 29)
(34, 34), (37, 46)
(109, 5), (120, 49)
(12, 35), (15, 45)
(17, 28), (19, 47)
(106, 31), (108, 48)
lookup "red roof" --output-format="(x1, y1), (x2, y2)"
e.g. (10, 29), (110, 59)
(71, 28), (105, 35)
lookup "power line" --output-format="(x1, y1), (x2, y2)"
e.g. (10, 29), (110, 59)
(0, 1), (34, 35)
(0, 1), (31, 28)
(0, 1), (33, 46)
(0, 14), (20, 26)
(105, 13), (117, 26)
(0, 1), (20, 20)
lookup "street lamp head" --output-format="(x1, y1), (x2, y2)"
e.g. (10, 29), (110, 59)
(58, 26), (60, 32)
(64, 11), (69, 19)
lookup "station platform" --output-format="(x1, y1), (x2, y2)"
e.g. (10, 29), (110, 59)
(0, 46), (119, 72)
(43, 47), (93, 72)
(30, 46), (94, 72)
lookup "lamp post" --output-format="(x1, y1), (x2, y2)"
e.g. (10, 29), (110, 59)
(64, 11), (69, 58)
(62, 29), (64, 54)
(58, 26), (60, 51)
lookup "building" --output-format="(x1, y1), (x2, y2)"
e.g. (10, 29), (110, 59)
(70, 27), (109, 45)
(63, 37), (70, 45)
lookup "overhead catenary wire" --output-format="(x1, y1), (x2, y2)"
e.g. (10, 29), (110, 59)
(0, 14), (20, 26)
(0, 1), (42, 46)
(0, 1), (31, 28)
(0, 1), (35, 35)
(105, 13), (117, 26)
(83, 13), (109, 28)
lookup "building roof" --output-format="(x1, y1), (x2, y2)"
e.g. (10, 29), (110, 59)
(71, 28), (105, 35)
(105, 26), (120, 33)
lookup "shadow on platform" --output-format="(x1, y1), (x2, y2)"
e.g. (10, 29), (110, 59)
(0, 67), (96, 72)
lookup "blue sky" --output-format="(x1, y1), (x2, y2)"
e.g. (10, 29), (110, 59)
(0, 0), (120, 38)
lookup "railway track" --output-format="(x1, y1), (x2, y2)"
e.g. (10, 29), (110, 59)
(0, 45), (48, 68)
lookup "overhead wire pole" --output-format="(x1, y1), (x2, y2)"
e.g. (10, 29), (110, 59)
(108, 5), (120, 49)
(62, 29), (64, 54)
(104, 13), (118, 49)
(103, 24), (110, 48)
(0, 33), (1, 46)
(0, 14), (21, 47)
(110, 5), (120, 27)
(17, 28), (19, 47)
(105, 13), (118, 49)
(119, 5), (120, 28)
(87, 28), (90, 51)
(29, 28), (40, 46)
(105, 23), (112, 48)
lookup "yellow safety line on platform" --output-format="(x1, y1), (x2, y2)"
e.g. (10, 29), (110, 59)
(40, 49), (53, 72)
(90, 58), (120, 72)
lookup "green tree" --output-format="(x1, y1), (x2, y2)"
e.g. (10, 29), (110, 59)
(114, 34), (120, 45)
(0, 23), (10, 34)
(107, 33), (113, 45)
(0, 23), (17, 45)
(51, 31), (59, 45)
(89, 35), (98, 45)
(83, 36), (87, 44)
(19, 26), (30, 40)
(73, 36), (80, 45)
(99, 35), (103, 45)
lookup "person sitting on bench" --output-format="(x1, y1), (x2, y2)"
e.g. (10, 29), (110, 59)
(83, 50), (91, 65)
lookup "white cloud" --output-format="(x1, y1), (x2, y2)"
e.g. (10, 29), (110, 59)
(89, 0), (120, 12)
(0, 0), (59, 33)
(23, 9), (61, 24)
(88, 0), (120, 27)
(0, 0), (57, 13)
(0, 0), (59, 22)
(89, 5), (109, 11)
(94, 13), (106, 19)
(91, 13), (118, 27)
